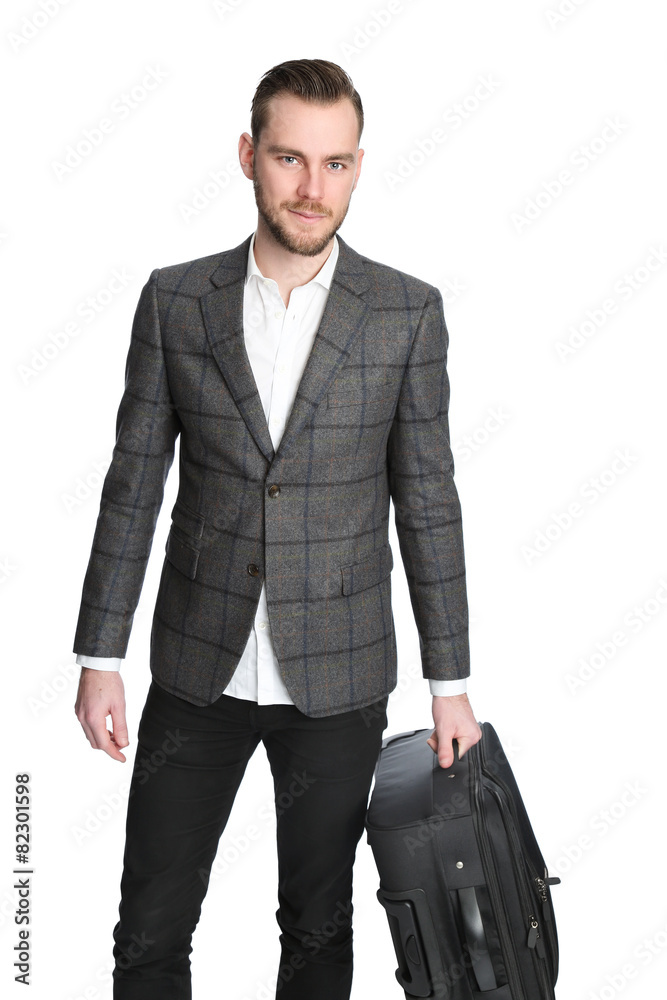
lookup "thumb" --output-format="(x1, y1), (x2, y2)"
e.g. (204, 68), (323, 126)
(437, 739), (455, 768)
(111, 708), (129, 749)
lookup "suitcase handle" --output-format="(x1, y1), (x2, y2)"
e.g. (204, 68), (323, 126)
(457, 886), (498, 991)
(376, 890), (433, 997)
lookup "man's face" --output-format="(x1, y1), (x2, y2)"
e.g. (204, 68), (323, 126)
(247, 94), (363, 257)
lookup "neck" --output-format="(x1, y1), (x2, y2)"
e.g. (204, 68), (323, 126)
(252, 217), (334, 296)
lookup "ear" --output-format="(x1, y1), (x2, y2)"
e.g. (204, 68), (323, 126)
(352, 148), (364, 192)
(238, 132), (254, 180)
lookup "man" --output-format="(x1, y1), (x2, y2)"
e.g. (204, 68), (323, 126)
(73, 58), (481, 1000)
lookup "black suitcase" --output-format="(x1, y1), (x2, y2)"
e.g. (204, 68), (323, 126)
(365, 723), (560, 999)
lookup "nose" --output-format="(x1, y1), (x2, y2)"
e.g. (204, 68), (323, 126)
(296, 168), (325, 204)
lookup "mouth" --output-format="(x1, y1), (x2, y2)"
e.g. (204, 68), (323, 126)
(288, 208), (327, 224)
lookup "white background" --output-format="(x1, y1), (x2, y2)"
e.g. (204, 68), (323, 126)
(2, 1), (666, 997)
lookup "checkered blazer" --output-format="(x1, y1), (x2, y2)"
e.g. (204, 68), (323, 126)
(73, 233), (470, 717)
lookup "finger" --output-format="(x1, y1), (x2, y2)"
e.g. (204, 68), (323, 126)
(457, 727), (482, 759)
(90, 718), (127, 762)
(77, 717), (97, 750)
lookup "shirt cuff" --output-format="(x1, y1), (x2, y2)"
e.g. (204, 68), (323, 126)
(76, 654), (122, 671)
(428, 677), (467, 696)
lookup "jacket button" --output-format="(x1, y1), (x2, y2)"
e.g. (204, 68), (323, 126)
(268, 484), (281, 498)
(247, 564), (260, 576)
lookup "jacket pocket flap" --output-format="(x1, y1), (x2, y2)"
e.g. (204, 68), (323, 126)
(165, 529), (200, 579)
(170, 498), (205, 539)
(341, 542), (393, 596)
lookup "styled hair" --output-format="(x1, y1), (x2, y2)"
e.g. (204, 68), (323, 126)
(250, 59), (364, 144)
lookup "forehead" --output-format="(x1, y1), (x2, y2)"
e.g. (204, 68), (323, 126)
(260, 94), (359, 150)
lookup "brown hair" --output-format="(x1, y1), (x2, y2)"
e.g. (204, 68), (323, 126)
(250, 59), (364, 145)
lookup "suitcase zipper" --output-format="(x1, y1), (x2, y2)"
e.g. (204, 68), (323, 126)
(478, 737), (559, 960)
(480, 763), (560, 986)
(535, 874), (560, 977)
(469, 749), (528, 1000)
(485, 783), (555, 998)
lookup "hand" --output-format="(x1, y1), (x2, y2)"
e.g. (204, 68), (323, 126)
(74, 668), (129, 762)
(427, 692), (482, 768)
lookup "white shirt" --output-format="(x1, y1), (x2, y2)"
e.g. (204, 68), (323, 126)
(76, 232), (466, 699)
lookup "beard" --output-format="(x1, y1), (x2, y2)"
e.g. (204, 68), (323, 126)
(253, 173), (351, 257)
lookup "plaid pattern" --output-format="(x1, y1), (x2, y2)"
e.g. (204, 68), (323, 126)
(73, 234), (470, 717)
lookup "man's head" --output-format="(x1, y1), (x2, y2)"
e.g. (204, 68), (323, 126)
(239, 59), (365, 257)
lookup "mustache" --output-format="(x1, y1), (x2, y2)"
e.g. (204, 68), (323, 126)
(282, 200), (332, 217)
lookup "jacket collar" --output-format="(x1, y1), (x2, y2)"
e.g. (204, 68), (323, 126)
(200, 233), (371, 466)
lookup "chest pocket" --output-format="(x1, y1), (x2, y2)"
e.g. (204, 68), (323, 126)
(327, 377), (398, 424)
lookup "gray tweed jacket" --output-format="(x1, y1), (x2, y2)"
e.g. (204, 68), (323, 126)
(72, 233), (470, 717)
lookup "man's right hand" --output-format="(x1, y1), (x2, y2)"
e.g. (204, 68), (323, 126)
(74, 668), (129, 762)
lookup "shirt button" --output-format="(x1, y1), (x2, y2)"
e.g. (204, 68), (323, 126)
(258, 621), (269, 630)
(277, 363), (286, 374)
(268, 484), (281, 498)
(274, 310), (282, 320)
(247, 563), (260, 576)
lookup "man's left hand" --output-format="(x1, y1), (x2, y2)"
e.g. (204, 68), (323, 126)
(427, 693), (482, 768)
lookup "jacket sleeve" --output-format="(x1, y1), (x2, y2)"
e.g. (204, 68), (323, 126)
(72, 269), (181, 659)
(386, 285), (470, 682)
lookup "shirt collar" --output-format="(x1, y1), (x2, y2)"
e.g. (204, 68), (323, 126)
(246, 230), (339, 291)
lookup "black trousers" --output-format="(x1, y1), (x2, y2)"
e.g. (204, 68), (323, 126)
(112, 678), (388, 999)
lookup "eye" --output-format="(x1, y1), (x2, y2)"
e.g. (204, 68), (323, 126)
(328, 162), (344, 171)
(282, 156), (298, 165)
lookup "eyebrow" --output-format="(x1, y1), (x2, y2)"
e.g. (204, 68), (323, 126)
(265, 144), (356, 165)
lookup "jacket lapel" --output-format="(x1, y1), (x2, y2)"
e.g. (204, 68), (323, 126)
(274, 236), (370, 466)
(200, 234), (275, 461)
(200, 233), (370, 466)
